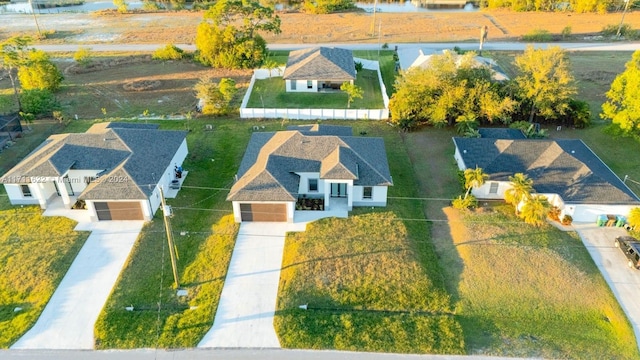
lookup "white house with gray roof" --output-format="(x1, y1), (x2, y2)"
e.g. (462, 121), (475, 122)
(227, 125), (393, 222)
(282, 47), (356, 93)
(1, 122), (188, 221)
(453, 132), (640, 222)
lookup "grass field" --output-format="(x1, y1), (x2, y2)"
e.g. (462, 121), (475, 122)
(274, 122), (464, 354)
(0, 189), (89, 348)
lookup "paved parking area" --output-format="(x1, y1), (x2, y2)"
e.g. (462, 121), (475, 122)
(574, 222), (640, 351)
(11, 221), (144, 350)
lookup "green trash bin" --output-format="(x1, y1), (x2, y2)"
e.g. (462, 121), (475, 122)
(617, 215), (626, 227)
(596, 215), (606, 227)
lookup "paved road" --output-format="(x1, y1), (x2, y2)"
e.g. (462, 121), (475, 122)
(11, 221), (144, 350)
(574, 223), (640, 351)
(0, 348), (525, 360)
(33, 42), (640, 53)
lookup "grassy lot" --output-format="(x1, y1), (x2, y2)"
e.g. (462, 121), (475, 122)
(247, 69), (384, 109)
(93, 118), (299, 348)
(0, 188), (89, 348)
(274, 122), (465, 354)
(402, 127), (639, 358)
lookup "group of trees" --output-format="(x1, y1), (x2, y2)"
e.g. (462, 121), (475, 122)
(0, 36), (64, 120)
(482, 0), (624, 13)
(454, 167), (551, 226)
(601, 50), (640, 137)
(195, 0), (281, 69)
(389, 46), (589, 131)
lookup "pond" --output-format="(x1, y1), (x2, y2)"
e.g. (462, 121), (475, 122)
(0, 0), (477, 13)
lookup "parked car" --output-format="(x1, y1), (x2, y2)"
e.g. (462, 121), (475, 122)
(614, 236), (640, 269)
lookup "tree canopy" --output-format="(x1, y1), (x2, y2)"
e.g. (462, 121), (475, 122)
(17, 49), (64, 92)
(601, 50), (640, 136)
(195, 77), (238, 115)
(389, 51), (515, 130)
(195, 0), (280, 69)
(514, 46), (576, 122)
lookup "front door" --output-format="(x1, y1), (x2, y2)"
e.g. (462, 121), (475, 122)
(330, 183), (347, 198)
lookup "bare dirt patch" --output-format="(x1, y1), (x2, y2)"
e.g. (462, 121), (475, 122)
(3, 10), (640, 45)
(123, 79), (161, 91)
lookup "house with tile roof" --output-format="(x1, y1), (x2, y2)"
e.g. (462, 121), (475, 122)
(227, 125), (393, 222)
(282, 47), (356, 93)
(453, 131), (640, 222)
(1, 122), (188, 221)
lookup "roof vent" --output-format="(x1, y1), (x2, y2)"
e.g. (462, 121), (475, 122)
(463, 150), (467, 154)
(571, 150), (575, 154)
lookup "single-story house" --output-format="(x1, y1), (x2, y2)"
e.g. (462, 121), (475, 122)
(282, 47), (357, 93)
(453, 130), (640, 222)
(399, 48), (509, 81)
(227, 124), (393, 222)
(1, 122), (188, 221)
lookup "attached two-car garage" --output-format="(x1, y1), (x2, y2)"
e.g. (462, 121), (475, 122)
(94, 201), (145, 221)
(239, 203), (287, 222)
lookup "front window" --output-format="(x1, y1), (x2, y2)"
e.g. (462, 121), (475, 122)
(309, 178), (318, 192)
(489, 182), (499, 194)
(307, 80), (313, 89)
(291, 80), (297, 90)
(363, 186), (373, 199)
(21, 184), (32, 197)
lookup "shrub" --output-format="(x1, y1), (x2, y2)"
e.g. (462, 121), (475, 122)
(354, 61), (363, 72)
(19, 89), (58, 117)
(548, 206), (561, 222)
(566, 99), (592, 128)
(561, 26), (572, 39)
(113, 0), (128, 13)
(561, 214), (573, 225)
(452, 195), (477, 210)
(142, 0), (163, 10)
(73, 47), (93, 66)
(601, 24), (640, 39)
(522, 29), (553, 42)
(629, 208), (640, 229)
(303, 0), (355, 13)
(152, 44), (185, 61)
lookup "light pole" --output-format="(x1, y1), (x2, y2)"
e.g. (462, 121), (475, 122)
(28, 0), (42, 38)
(616, 0), (631, 38)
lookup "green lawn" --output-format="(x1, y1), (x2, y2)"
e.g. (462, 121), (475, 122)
(247, 69), (384, 109)
(274, 122), (465, 354)
(0, 192), (89, 348)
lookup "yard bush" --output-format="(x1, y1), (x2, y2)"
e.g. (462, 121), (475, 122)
(152, 44), (186, 61)
(19, 89), (58, 117)
(452, 195), (477, 210)
(73, 47), (93, 66)
(601, 24), (640, 39)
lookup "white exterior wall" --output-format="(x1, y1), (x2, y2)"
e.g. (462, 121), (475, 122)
(232, 201), (294, 223)
(564, 204), (637, 223)
(352, 185), (388, 207)
(471, 181), (509, 200)
(39, 182), (58, 203)
(323, 179), (354, 210)
(286, 79), (317, 93)
(66, 169), (103, 193)
(4, 184), (39, 205)
(296, 172), (325, 197)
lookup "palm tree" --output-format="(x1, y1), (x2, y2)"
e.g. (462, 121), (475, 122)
(464, 166), (488, 199)
(519, 194), (551, 226)
(504, 172), (534, 214)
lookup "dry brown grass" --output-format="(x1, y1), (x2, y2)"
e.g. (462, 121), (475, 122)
(4, 10), (640, 45)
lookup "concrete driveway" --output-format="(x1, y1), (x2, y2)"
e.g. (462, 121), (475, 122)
(574, 222), (640, 351)
(11, 221), (144, 350)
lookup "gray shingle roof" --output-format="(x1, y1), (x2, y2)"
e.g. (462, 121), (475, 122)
(287, 124), (353, 137)
(228, 129), (393, 202)
(282, 47), (356, 81)
(453, 137), (640, 204)
(2, 122), (187, 201)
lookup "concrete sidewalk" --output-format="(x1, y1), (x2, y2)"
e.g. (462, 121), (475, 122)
(11, 221), (144, 350)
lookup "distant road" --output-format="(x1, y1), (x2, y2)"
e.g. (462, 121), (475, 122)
(34, 42), (640, 53)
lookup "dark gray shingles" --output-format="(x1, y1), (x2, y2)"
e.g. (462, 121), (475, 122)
(282, 47), (356, 81)
(287, 124), (354, 137)
(453, 137), (640, 204)
(478, 128), (526, 139)
(227, 128), (393, 202)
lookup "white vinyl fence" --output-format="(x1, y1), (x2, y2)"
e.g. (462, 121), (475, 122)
(240, 58), (389, 120)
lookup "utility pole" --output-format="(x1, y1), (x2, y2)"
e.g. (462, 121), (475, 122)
(616, 0), (631, 38)
(28, 0), (42, 38)
(159, 187), (180, 289)
(370, 0), (378, 37)
(377, 20), (382, 58)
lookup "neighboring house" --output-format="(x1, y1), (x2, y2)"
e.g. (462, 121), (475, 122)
(1, 122), (188, 221)
(399, 48), (509, 81)
(453, 129), (640, 222)
(282, 47), (356, 93)
(227, 124), (393, 222)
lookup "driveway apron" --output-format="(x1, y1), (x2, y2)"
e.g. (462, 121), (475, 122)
(198, 221), (307, 348)
(574, 222), (640, 352)
(11, 221), (144, 350)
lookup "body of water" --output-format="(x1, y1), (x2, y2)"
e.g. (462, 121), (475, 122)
(0, 0), (477, 14)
